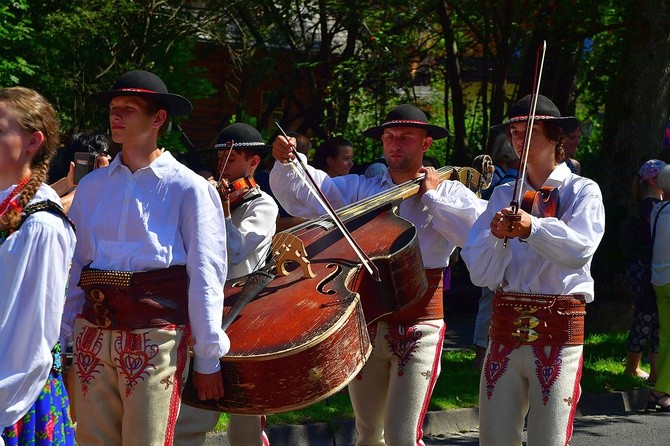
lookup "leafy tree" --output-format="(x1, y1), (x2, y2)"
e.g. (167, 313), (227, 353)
(0, 0), (35, 86)
(10, 0), (215, 151)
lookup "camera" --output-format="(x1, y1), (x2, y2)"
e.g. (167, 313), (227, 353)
(73, 152), (100, 185)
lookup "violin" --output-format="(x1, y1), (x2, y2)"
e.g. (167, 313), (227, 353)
(520, 186), (559, 218)
(217, 176), (259, 209)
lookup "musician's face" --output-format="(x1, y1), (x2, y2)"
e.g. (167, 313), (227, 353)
(509, 121), (555, 162)
(381, 127), (432, 172)
(218, 149), (258, 181)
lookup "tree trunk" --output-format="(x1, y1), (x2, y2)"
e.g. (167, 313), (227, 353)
(594, 0), (670, 305)
(438, 0), (471, 165)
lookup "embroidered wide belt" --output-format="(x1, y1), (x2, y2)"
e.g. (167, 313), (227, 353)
(79, 265), (189, 330)
(381, 268), (444, 322)
(489, 291), (586, 348)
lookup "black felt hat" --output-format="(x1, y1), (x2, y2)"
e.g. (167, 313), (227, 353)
(492, 94), (579, 133)
(90, 70), (192, 116)
(212, 123), (272, 152)
(362, 104), (449, 140)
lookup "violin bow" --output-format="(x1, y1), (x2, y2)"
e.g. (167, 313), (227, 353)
(275, 122), (381, 282)
(504, 40), (547, 248)
(215, 140), (235, 188)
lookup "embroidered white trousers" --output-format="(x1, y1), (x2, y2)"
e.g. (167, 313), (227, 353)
(347, 319), (445, 446)
(72, 317), (190, 446)
(479, 341), (583, 446)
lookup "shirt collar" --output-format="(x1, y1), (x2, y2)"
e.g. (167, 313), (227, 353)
(107, 149), (173, 179)
(544, 162), (572, 188)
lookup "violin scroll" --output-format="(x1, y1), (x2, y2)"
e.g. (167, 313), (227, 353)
(449, 154), (494, 197)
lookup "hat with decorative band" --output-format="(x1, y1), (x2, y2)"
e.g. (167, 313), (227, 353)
(212, 123), (272, 153)
(90, 70), (192, 116)
(492, 94), (579, 134)
(363, 104), (449, 140)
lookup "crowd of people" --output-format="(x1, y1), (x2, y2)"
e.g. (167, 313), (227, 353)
(0, 68), (667, 446)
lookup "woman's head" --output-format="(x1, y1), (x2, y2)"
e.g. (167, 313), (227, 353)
(0, 87), (59, 170)
(313, 136), (354, 177)
(0, 87), (59, 230)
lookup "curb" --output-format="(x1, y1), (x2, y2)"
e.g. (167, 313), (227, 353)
(203, 389), (650, 445)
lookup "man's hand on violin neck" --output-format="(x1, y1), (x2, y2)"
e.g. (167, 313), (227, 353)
(273, 135), (297, 163)
(490, 208), (532, 240)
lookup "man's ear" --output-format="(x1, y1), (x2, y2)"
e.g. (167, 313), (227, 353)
(422, 136), (433, 152)
(250, 154), (261, 169)
(153, 109), (168, 129)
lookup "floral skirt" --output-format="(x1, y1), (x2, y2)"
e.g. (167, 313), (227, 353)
(1, 344), (75, 446)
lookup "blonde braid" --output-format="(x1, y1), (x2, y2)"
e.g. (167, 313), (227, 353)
(0, 87), (60, 232)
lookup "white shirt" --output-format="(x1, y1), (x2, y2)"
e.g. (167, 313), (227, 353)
(226, 188), (278, 279)
(651, 200), (670, 286)
(269, 155), (485, 268)
(461, 163), (605, 302)
(62, 151), (229, 374)
(0, 184), (76, 428)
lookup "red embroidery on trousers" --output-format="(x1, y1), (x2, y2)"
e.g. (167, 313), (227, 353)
(385, 322), (422, 377)
(532, 345), (563, 405)
(75, 325), (105, 396)
(564, 352), (583, 445)
(164, 325), (190, 446)
(261, 415), (270, 446)
(484, 341), (513, 399)
(113, 330), (159, 397)
(414, 322), (445, 446)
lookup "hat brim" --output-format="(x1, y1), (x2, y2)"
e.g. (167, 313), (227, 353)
(89, 90), (193, 116)
(363, 122), (449, 140)
(491, 116), (579, 134)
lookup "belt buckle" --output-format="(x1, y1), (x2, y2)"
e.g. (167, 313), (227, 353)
(90, 289), (113, 328)
(513, 327), (539, 342)
(513, 315), (540, 328)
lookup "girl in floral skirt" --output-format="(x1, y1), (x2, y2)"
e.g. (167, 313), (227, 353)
(0, 87), (76, 445)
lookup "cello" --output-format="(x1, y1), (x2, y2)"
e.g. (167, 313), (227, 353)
(181, 161), (492, 415)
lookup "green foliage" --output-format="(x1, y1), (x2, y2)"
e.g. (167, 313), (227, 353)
(0, 0), (36, 86)
(8, 0), (216, 137)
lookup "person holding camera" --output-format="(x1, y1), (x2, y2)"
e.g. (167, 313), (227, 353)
(60, 70), (229, 446)
(49, 132), (111, 214)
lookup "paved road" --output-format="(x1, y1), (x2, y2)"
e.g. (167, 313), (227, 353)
(424, 411), (670, 445)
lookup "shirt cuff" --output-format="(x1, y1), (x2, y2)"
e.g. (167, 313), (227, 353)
(193, 356), (222, 375)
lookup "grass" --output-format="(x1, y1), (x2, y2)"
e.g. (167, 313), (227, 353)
(213, 331), (650, 430)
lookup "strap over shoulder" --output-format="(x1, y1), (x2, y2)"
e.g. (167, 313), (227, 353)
(22, 200), (75, 232)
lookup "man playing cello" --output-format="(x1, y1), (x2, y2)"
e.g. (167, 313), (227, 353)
(269, 104), (485, 445)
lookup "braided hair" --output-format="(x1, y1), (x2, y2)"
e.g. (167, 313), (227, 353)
(0, 87), (60, 231)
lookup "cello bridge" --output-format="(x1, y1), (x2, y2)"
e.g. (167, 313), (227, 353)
(271, 233), (316, 279)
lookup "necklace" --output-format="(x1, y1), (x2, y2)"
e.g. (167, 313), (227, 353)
(0, 177), (30, 216)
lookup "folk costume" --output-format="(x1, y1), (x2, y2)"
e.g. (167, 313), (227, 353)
(269, 104), (485, 445)
(174, 123), (277, 446)
(1, 185), (76, 446)
(462, 95), (605, 446)
(60, 71), (229, 446)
